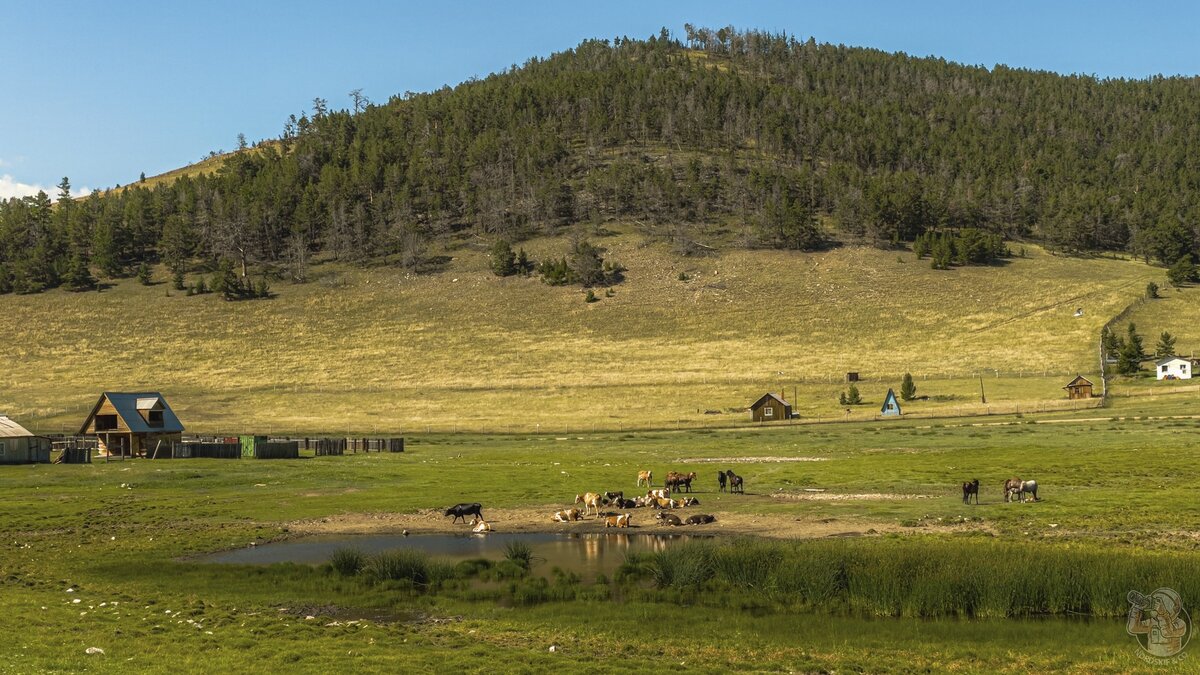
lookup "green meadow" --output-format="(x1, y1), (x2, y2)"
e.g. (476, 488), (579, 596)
(1, 394), (1197, 673)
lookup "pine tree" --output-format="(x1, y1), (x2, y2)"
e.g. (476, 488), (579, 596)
(490, 240), (517, 276)
(64, 251), (97, 291)
(1155, 331), (1177, 358)
(1146, 281), (1160, 299)
(1167, 258), (1198, 287)
(1118, 323), (1146, 374)
(900, 373), (917, 401)
(841, 384), (862, 405)
(136, 263), (152, 285)
(516, 248), (532, 275)
(172, 268), (186, 291)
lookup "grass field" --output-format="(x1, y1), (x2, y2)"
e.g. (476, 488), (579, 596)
(0, 236), (1156, 434)
(0, 395), (1196, 673)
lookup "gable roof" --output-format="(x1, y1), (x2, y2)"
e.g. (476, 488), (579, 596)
(78, 392), (185, 435)
(0, 416), (36, 438)
(750, 392), (791, 409)
(1155, 355), (1189, 366)
(880, 388), (901, 414)
(1063, 375), (1093, 389)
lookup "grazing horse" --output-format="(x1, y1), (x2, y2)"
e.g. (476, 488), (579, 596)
(717, 470), (728, 493)
(962, 479), (980, 505)
(1017, 480), (1039, 502)
(637, 470), (653, 488)
(726, 470), (744, 494)
(1003, 478), (1023, 503)
(444, 502), (483, 524)
(575, 492), (604, 517)
(665, 471), (697, 493)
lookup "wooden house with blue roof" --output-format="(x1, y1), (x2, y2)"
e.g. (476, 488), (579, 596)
(78, 392), (184, 458)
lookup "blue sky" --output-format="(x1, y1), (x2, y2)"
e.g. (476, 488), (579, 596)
(2, 0), (1199, 198)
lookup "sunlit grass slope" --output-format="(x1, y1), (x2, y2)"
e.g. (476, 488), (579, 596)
(0, 233), (1155, 433)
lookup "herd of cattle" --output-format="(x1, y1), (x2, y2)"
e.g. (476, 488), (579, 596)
(444, 469), (746, 532)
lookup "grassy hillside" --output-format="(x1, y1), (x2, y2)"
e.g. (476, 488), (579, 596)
(0, 232), (1155, 434)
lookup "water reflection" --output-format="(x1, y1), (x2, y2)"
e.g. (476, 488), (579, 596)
(201, 531), (703, 579)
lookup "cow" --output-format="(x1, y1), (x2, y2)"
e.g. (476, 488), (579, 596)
(575, 492), (604, 517)
(603, 491), (624, 504)
(470, 517), (493, 533)
(612, 497), (638, 509)
(552, 508), (582, 522)
(655, 512), (683, 527)
(647, 488), (671, 500)
(444, 502), (483, 524)
(636, 470), (653, 488)
(679, 497), (699, 507)
(684, 514), (716, 525)
(604, 513), (631, 528)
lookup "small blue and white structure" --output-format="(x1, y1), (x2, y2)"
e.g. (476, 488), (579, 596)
(880, 388), (902, 417)
(1155, 356), (1192, 380)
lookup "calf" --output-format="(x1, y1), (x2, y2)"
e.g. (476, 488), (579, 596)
(679, 497), (699, 507)
(444, 502), (483, 524)
(684, 514), (716, 525)
(655, 512), (683, 527)
(575, 492), (604, 517)
(604, 513), (631, 528)
(552, 508), (582, 523)
(647, 488), (671, 500)
(637, 470), (653, 488)
(470, 517), (493, 533)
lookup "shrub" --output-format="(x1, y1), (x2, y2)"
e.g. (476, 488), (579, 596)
(503, 541), (534, 570)
(585, 289), (598, 303)
(490, 240), (517, 276)
(1146, 281), (1159, 299)
(367, 549), (431, 585)
(172, 268), (186, 291)
(136, 263), (152, 285)
(329, 548), (366, 576)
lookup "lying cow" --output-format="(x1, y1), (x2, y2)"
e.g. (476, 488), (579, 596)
(470, 516), (493, 533)
(647, 488), (671, 500)
(444, 502), (483, 524)
(679, 497), (699, 507)
(604, 513), (631, 528)
(655, 512), (683, 527)
(684, 514), (716, 525)
(552, 508), (582, 523)
(612, 497), (638, 509)
(649, 497), (678, 510)
(603, 491), (624, 504)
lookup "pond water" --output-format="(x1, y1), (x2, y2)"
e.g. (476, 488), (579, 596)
(201, 532), (703, 578)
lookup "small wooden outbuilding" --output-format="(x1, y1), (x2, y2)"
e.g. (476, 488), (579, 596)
(1063, 375), (1094, 400)
(750, 393), (792, 422)
(0, 416), (51, 464)
(880, 389), (902, 417)
(78, 392), (184, 458)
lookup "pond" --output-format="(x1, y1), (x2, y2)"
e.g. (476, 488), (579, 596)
(201, 532), (704, 579)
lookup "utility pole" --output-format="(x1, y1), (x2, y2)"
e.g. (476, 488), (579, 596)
(979, 376), (987, 404)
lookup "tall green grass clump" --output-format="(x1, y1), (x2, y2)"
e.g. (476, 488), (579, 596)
(367, 549), (434, 586)
(503, 541), (535, 570)
(328, 548), (366, 576)
(618, 538), (1200, 619)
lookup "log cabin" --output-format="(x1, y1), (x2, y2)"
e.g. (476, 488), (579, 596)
(78, 392), (184, 458)
(0, 415), (51, 464)
(749, 393), (792, 422)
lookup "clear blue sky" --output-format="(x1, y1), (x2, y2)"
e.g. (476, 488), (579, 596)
(3, 0), (1199, 198)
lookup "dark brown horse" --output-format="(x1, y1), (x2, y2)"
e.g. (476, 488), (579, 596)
(726, 470), (744, 494)
(962, 479), (979, 504)
(717, 470), (728, 492)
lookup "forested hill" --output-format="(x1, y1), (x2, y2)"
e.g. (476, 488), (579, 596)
(4, 26), (1200, 294)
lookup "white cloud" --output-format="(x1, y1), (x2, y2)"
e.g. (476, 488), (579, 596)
(0, 175), (91, 200)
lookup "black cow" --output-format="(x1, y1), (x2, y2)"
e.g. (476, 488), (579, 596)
(612, 497), (638, 509)
(444, 502), (483, 523)
(685, 514), (716, 525)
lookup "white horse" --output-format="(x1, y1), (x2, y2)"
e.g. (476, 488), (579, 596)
(1017, 480), (1039, 502)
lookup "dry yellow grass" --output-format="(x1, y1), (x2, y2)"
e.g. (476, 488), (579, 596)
(0, 232), (1153, 433)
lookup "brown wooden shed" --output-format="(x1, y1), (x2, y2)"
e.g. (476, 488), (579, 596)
(78, 392), (184, 458)
(1063, 375), (1094, 400)
(750, 393), (792, 422)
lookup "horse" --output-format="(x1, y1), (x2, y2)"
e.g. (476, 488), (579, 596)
(665, 471), (697, 493)
(962, 479), (980, 505)
(637, 470), (653, 488)
(1003, 478), (1023, 503)
(726, 470), (744, 494)
(444, 502), (483, 524)
(1018, 480), (1039, 502)
(717, 470), (728, 493)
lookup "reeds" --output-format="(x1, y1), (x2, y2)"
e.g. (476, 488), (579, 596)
(619, 538), (1200, 618)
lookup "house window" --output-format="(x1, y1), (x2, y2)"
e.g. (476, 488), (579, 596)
(95, 414), (119, 431)
(1162, 365), (1168, 373)
(148, 410), (164, 427)
(763, 407), (774, 417)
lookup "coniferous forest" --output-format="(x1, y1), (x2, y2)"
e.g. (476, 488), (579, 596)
(4, 26), (1200, 294)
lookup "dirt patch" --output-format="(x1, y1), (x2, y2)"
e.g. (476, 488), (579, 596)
(770, 492), (933, 501)
(289, 504), (916, 540)
(677, 456), (830, 463)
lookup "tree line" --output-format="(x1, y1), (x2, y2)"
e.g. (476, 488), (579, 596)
(7, 26), (1200, 294)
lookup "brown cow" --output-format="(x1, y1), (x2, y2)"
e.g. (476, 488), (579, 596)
(575, 492), (603, 517)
